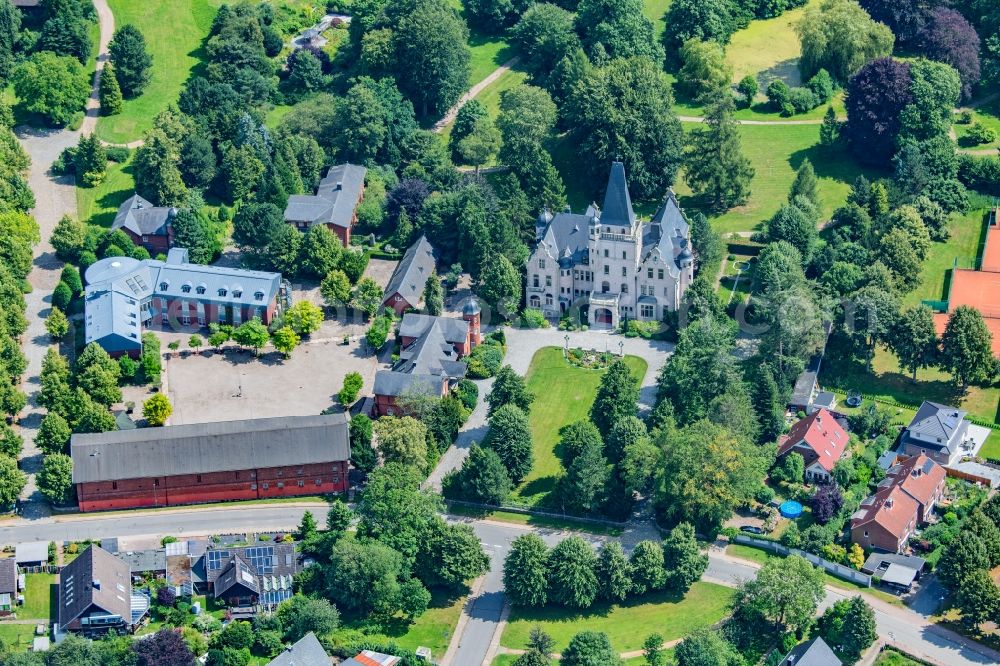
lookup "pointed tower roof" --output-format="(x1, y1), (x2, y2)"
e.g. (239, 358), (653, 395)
(600, 161), (636, 229)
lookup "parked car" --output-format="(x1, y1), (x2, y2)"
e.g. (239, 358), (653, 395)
(740, 525), (764, 535)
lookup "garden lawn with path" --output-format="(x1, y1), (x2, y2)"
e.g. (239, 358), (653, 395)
(97, 0), (224, 144)
(510, 347), (647, 507)
(500, 582), (734, 654)
(0, 624), (37, 652)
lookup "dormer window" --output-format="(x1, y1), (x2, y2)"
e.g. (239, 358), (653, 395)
(159, 281), (169, 291)
(254, 291), (264, 301)
(233, 290), (242, 298)
(218, 288), (227, 297)
(196, 285), (206, 294)
(181, 284), (191, 293)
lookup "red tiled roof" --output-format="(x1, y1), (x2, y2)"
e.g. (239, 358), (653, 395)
(851, 484), (919, 539)
(776, 409), (848, 472)
(888, 454), (946, 507)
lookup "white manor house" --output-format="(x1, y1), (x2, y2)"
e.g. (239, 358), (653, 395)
(526, 162), (694, 328)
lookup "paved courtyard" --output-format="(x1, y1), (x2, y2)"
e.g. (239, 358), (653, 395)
(164, 338), (378, 425)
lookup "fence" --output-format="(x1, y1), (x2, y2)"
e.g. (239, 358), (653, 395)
(731, 534), (872, 587)
(18, 565), (59, 574)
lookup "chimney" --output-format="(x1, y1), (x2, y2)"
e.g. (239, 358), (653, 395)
(336, 181), (343, 190)
(92, 579), (101, 590)
(885, 498), (893, 509)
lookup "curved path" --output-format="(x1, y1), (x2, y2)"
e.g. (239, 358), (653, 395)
(678, 114), (824, 125)
(13, 0), (115, 518)
(433, 56), (521, 133)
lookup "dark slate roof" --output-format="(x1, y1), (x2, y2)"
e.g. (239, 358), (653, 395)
(398, 312), (468, 345)
(58, 546), (133, 628)
(901, 401), (968, 454)
(373, 370), (443, 398)
(600, 161), (636, 229)
(0, 559), (17, 595)
(71, 414), (350, 483)
(267, 632), (330, 666)
(862, 552), (926, 575)
(201, 543), (300, 587)
(283, 163), (366, 229)
(781, 637), (842, 666)
(112, 194), (176, 237)
(214, 554), (260, 598)
(383, 236), (436, 307)
(539, 211), (593, 268)
(114, 411), (136, 431)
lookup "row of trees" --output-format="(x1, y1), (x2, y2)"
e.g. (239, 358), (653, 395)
(0, 102), (37, 508)
(935, 494), (1000, 628)
(502, 524), (706, 610)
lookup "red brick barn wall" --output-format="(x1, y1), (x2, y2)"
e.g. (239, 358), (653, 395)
(76, 463), (349, 512)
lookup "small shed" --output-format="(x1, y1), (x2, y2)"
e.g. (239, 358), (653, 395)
(15, 542), (49, 567)
(32, 636), (50, 652)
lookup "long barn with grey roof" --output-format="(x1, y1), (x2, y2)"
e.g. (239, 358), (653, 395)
(84, 248), (283, 357)
(526, 162), (693, 328)
(283, 163), (366, 246)
(71, 414), (350, 512)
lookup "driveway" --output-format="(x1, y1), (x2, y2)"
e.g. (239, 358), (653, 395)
(425, 326), (672, 490)
(13, 0), (115, 518)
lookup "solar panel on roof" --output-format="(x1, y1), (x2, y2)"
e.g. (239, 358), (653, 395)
(243, 546), (274, 574)
(206, 550), (231, 571)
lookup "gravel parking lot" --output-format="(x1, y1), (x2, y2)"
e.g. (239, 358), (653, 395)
(164, 339), (378, 425)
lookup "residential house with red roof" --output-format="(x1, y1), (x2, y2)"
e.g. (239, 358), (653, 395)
(776, 409), (847, 484)
(851, 454), (946, 553)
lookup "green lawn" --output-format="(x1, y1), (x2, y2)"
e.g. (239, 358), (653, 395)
(494, 649), (671, 664)
(468, 30), (515, 88)
(0, 624), (38, 652)
(954, 100), (1000, 151)
(21, 574), (55, 620)
(511, 348), (647, 506)
(717, 254), (756, 306)
(330, 590), (466, 658)
(643, 0), (670, 40)
(501, 582), (734, 654)
(675, 124), (878, 235)
(76, 157), (136, 227)
(726, 0), (818, 86)
(97, 0), (224, 144)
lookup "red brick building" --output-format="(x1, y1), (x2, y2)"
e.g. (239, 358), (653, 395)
(283, 163), (366, 246)
(71, 414), (350, 512)
(775, 409), (848, 484)
(851, 454), (946, 553)
(373, 307), (481, 417)
(112, 194), (176, 256)
(382, 235), (437, 314)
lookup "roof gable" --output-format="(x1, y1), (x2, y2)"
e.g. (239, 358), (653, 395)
(383, 236), (436, 306)
(59, 546), (132, 627)
(777, 409), (847, 472)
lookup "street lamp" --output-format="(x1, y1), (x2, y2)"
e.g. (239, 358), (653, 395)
(618, 341), (624, 357)
(564, 334), (569, 358)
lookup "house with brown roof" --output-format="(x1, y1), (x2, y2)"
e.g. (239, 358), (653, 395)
(851, 454), (946, 553)
(57, 546), (149, 636)
(776, 409), (848, 484)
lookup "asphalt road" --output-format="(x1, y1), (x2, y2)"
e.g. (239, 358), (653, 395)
(3, 508), (998, 666)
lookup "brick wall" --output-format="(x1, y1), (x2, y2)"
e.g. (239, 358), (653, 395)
(76, 462), (348, 512)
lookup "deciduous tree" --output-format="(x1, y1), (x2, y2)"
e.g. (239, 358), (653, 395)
(736, 555), (825, 632)
(939, 306), (995, 388)
(890, 306), (939, 379)
(662, 522), (708, 592)
(504, 534), (550, 607)
(547, 537), (599, 608)
(13, 52), (90, 126)
(38, 453), (73, 505)
(143, 393), (172, 427)
(797, 0), (895, 84)
(561, 631), (620, 666)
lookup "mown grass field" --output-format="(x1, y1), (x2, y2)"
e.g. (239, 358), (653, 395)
(97, 0), (225, 144)
(500, 582), (734, 654)
(676, 123), (876, 235)
(0, 624), (37, 652)
(511, 348), (647, 507)
(76, 157), (136, 227)
(725, 0), (818, 86)
(902, 203), (989, 308)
